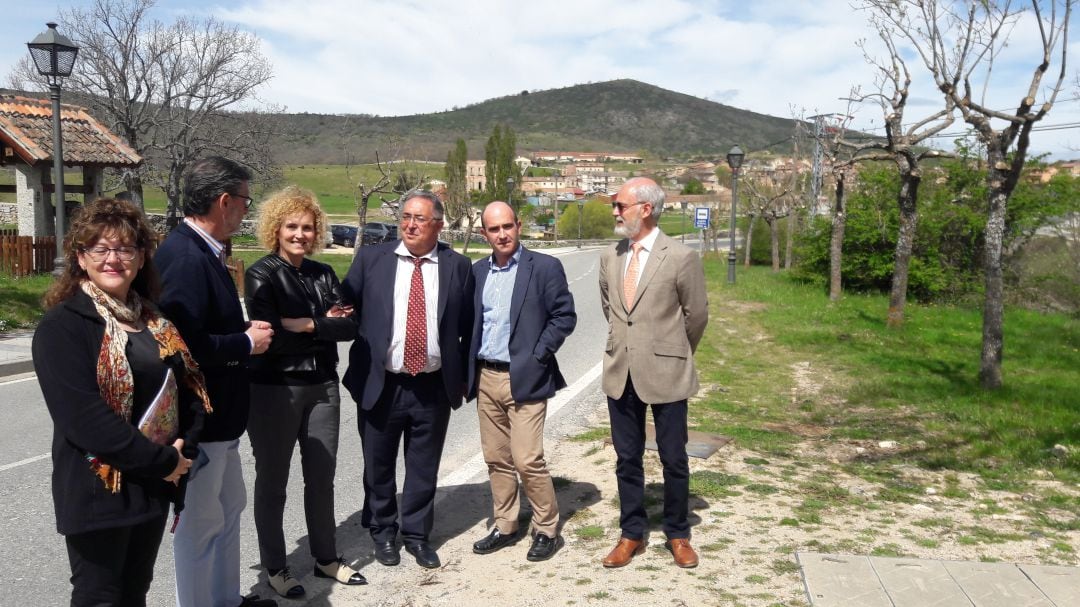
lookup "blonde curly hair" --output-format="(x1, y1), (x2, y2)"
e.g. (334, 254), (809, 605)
(254, 185), (329, 254)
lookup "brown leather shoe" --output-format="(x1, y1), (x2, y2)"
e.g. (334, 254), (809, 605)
(602, 537), (646, 568)
(665, 538), (699, 568)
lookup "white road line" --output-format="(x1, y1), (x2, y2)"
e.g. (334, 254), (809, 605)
(0, 453), (49, 473)
(436, 360), (603, 493)
(0, 375), (37, 387)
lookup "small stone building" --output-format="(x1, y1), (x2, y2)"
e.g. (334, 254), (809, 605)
(0, 94), (142, 236)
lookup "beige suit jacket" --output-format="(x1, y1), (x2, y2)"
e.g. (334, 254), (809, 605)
(599, 230), (708, 404)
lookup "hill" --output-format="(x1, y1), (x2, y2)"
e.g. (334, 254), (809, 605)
(1, 80), (802, 165)
(271, 79), (801, 164)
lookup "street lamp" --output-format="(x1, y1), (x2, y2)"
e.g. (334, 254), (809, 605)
(552, 168), (561, 244)
(680, 200), (688, 243)
(506, 177), (515, 209)
(726, 145), (744, 285)
(28, 22), (78, 272)
(576, 199), (584, 247)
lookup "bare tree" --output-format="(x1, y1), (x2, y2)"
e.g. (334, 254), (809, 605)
(845, 9), (957, 326)
(865, 0), (1072, 388)
(741, 166), (796, 271)
(352, 152), (393, 253)
(9, 0), (276, 217)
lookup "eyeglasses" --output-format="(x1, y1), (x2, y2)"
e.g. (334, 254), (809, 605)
(400, 213), (442, 226)
(612, 201), (647, 213)
(231, 193), (254, 209)
(82, 245), (138, 262)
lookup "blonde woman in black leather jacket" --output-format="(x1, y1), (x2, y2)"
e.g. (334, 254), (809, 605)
(244, 186), (365, 598)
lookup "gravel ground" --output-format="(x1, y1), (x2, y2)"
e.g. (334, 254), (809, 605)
(317, 396), (1078, 607)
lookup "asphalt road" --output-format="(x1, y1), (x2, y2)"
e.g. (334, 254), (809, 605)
(0, 246), (610, 607)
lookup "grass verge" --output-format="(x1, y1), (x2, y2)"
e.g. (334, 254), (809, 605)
(692, 257), (1080, 487)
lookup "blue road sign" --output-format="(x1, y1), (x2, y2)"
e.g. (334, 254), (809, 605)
(694, 207), (711, 229)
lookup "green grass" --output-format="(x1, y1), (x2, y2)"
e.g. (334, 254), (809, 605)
(0, 274), (52, 331)
(130, 163), (437, 217)
(692, 259), (1080, 486)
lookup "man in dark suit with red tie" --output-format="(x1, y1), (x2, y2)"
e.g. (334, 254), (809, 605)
(341, 191), (474, 569)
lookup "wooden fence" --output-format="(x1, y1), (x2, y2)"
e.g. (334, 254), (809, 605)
(0, 235), (56, 277)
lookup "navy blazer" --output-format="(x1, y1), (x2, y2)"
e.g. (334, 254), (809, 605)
(466, 246), (576, 403)
(155, 222), (252, 442)
(341, 240), (475, 411)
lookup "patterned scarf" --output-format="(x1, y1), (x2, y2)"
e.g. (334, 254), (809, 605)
(80, 281), (212, 493)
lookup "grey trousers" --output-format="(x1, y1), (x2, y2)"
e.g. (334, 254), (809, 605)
(248, 381), (341, 570)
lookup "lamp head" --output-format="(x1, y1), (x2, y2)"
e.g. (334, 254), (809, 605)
(28, 23), (79, 81)
(726, 145), (745, 171)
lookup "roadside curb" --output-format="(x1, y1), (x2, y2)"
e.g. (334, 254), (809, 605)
(0, 359), (34, 378)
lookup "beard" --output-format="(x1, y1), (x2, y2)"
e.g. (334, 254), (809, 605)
(614, 214), (642, 239)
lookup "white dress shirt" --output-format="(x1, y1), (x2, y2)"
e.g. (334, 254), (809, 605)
(624, 226), (661, 276)
(386, 242), (441, 373)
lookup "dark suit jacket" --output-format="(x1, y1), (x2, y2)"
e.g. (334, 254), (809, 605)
(341, 240), (475, 411)
(466, 247), (576, 403)
(155, 222), (252, 442)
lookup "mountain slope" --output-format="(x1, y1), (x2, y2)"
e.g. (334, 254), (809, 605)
(274, 79), (800, 164)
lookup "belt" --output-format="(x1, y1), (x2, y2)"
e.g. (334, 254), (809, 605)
(479, 359), (510, 372)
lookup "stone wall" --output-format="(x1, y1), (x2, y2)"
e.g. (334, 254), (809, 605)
(0, 203), (16, 225)
(146, 213), (256, 237)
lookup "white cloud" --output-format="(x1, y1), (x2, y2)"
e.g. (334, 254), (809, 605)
(2, 0), (1077, 156)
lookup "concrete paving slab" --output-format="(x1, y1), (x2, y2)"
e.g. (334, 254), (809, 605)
(1018, 564), (1080, 606)
(800, 554), (1075, 607)
(869, 556), (974, 606)
(942, 560), (1055, 607)
(798, 553), (893, 607)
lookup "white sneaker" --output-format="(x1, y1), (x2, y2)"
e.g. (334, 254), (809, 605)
(267, 566), (304, 598)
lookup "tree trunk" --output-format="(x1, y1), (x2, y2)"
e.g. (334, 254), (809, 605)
(829, 173), (848, 302)
(744, 214), (756, 266)
(980, 163), (1009, 390)
(354, 194), (372, 254)
(887, 170), (921, 327)
(768, 217), (781, 272)
(122, 170), (145, 210)
(462, 213), (476, 254)
(784, 209), (799, 269)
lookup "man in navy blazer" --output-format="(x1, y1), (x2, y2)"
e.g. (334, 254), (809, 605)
(341, 191), (474, 570)
(155, 156), (276, 607)
(466, 201), (576, 562)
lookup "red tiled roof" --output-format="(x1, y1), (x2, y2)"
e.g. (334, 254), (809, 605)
(0, 95), (141, 168)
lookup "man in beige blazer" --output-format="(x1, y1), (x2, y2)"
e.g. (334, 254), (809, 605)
(598, 177), (708, 569)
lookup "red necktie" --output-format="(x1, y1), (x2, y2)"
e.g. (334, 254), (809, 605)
(404, 256), (427, 375)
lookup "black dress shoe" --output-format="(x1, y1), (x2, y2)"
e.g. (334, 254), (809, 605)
(404, 542), (441, 569)
(526, 533), (562, 562)
(472, 528), (520, 554)
(239, 594), (278, 607)
(373, 540), (400, 566)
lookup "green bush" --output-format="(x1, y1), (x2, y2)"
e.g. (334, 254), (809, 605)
(794, 152), (1078, 304)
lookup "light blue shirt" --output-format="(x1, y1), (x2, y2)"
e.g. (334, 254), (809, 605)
(478, 246), (522, 363)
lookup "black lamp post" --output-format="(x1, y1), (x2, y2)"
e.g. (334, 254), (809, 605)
(28, 22), (79, 272)
(506, 177), (515, 210)
(680, 200), (688, 243)
(726, 145), (744, 284)
(576, 199), (584, 247)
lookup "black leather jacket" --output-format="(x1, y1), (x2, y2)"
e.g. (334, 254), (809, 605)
(244, 254), (357, 384)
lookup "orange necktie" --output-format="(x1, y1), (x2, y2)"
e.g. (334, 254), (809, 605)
(624, 242), (641, 306)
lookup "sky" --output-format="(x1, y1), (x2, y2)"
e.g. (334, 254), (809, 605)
(4, 0), (1080, 159)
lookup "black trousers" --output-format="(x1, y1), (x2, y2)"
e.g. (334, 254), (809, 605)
(65, 510), (168, 607)
(359, 371), (451, 544)
(607, 375), (690, 541)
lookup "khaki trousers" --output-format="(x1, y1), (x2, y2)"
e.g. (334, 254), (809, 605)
(476, 366), (559, 537)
